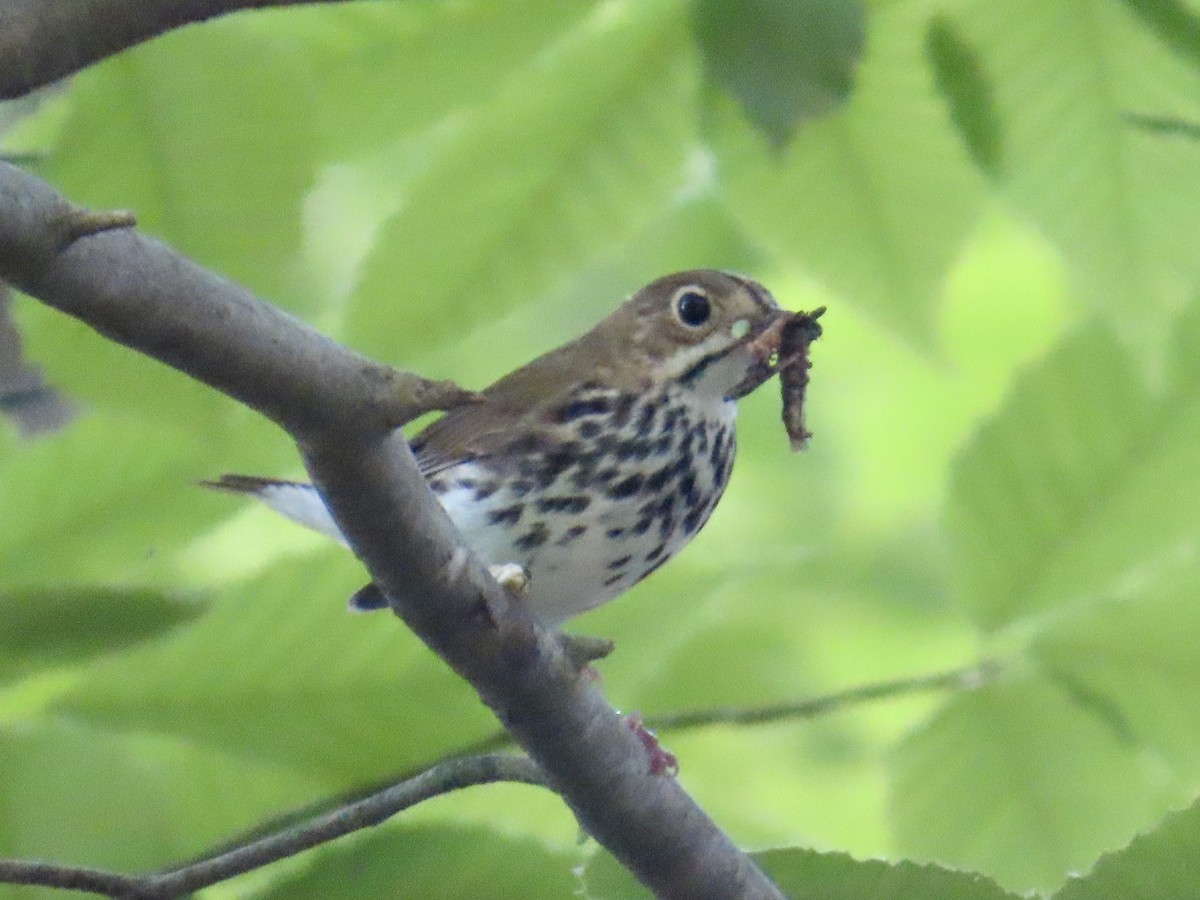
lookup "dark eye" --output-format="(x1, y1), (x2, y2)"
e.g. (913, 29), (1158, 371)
(675, 289), (711, 327)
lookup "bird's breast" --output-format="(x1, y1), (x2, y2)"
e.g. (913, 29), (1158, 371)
(426, 385), (738, 625)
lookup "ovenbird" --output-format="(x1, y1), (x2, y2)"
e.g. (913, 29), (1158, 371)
(207, 270), (814, 626)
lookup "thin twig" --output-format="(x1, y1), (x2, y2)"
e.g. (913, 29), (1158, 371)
(188, 660), (1000, 865)
(652, 659), (1002, 732)
(0, 862), (146, 899)
(0, 754), (547, 899)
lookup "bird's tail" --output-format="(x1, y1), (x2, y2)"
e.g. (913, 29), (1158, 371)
(200, 474), (348, 546)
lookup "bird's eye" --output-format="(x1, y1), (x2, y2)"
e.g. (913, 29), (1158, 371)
(674, 289), (711, 328)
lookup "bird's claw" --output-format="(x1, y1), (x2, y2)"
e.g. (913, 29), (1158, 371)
(488, 563), (530, 595)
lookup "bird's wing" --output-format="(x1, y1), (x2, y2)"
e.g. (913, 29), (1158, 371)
(410, 337), (614, 478)
(410, 391), (556, 478)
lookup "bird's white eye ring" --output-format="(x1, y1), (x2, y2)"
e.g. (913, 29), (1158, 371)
(673, 288), (711, 328)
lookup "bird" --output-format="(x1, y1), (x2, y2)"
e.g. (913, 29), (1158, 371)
(205, 269), (814, 627)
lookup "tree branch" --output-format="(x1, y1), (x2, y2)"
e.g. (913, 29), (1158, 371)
(0, 166), (474, 435)
(0, 162), (785, 898)
(0, 754), (547, 899)
(0, 0), (357, 100)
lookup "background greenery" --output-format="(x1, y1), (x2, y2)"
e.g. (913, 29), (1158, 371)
(3, 0), (1200, 896)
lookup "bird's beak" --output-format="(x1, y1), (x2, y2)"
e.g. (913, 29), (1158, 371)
(725, 308), (824, 400)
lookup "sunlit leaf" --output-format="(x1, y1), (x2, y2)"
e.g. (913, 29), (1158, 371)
(945, 323), (1153, 630)
(891, 676), (1178, 894)
(707, 0), (985, 341)
(1027, 304), (1200, 782)
(290, 1), (599, 160)
(1054, 798), (1200, 900)
(38, 16), (323, 314)
(1034, 584), (1200, 789)
(341, 0), (698, 358)
(913, 305), (1200, 891)
(582, 846), (1020, 899)
(947, 308), (1200, 632)
(956, 0), (1200, 344)
(0, 721), (313, 874)
(0, 412), (288, 586)
(53, 551), (496, 782)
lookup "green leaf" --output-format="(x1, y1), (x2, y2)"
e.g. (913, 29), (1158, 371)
(1115, 0), (1200, 70)
(890, 676), (1176, 894)
(250, 825), (578, 900)
(920, 306), (1200, 890)
(759, 847), (1021, 900)
(15, 296), (242, 431)
(926, 14), (1003, 176)
(0, 720), (313, 876)
(948, 303), (1200, 633)
(693, 0), (866, 145)
(53, 551), (496, 782)
(579, 851), (650, 900)
(944, 323), (1153, 631)
(1054, 798), (1200, 900)
(24, 0), (603, 369)
(550, 192), (767, 313)
(0, 587), (204, 686)
(582, 847), (1020, 900)
(955, 0), (1200, 342)
(292, 1), (600, 160)
(20, 8), (338, 431)
(0, 412), (288, 586)
(39, 16), (324, 315)
(341, 0), (698, 358)
(1031, 551), (1200, 781)
(707, 0), (985, 341)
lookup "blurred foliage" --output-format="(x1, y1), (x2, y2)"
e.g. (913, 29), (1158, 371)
(584, 845), (1020, 899)
(694, 0), (866, 144)
(2, 0), (1199, 897)
(253, 824), (579, 900)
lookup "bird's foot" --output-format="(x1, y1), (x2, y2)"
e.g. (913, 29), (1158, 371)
(489, 562), (530, 595)
(625, 711), (678, 777)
